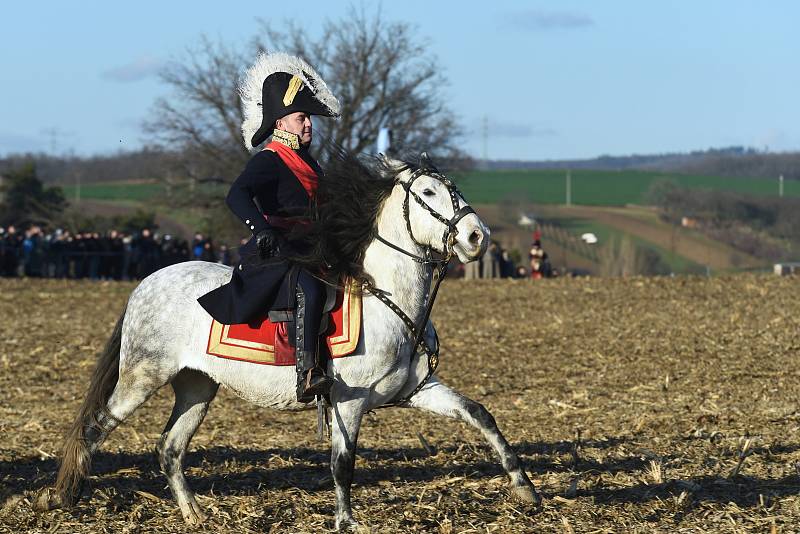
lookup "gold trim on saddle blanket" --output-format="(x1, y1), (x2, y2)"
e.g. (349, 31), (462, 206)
(206, 279), (362, 364)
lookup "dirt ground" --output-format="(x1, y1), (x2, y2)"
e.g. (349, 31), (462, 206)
(1, 275), (800, 533)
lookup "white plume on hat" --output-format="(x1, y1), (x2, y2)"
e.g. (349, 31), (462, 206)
(239, 52), (341, 151)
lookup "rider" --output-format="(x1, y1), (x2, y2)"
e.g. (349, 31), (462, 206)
(198, 52), (340, 403)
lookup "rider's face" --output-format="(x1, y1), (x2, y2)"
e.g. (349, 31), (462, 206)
(277, 112), (313, 145)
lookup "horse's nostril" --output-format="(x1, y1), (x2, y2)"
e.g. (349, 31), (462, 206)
(469, 230), (482, 245)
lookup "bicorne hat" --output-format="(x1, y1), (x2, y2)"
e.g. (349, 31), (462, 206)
(240, 52), (341, 150)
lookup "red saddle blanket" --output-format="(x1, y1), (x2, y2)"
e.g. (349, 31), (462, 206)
(206, 281), (361, 366)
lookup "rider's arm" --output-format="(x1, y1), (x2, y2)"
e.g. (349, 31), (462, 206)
(225, 151), (278, 236)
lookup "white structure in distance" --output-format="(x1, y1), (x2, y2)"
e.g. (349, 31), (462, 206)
(581, 232), (598, 244)
(517, 214), (535, 228)
(377, 127), (392, 155)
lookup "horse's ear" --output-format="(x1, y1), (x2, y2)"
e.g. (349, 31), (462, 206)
(378, 153), (407, 176)
(419, 152), (439, 172)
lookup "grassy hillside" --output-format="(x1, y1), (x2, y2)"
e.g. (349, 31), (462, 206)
(541, 214), (702, 273)
(474, 203), (768, 275)
(457, 169), (800, 205)
(58, 171), (799, 208)
(53, 174), (779, 275)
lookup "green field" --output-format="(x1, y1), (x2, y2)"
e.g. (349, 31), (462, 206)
(58, 171), (799, 208)
(52, 173), (770, 274)
(456, 169), (800, 205)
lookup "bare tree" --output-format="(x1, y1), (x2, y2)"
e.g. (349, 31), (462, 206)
(145, 6), (463, 188)
(143, 36), (252, 183)
(256, 7), (462, 158)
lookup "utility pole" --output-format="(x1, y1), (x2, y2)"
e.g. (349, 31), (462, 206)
(670, 224), (676, 275)
(41, 127), (80, 202)
(565, 169), (572, 206)
(482, 115), (488, 170)
(779, 174), (784, 198)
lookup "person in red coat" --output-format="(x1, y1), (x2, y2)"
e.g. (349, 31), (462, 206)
(198, 53), (340, 402)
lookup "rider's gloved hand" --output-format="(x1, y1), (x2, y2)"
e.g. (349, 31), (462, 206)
(255, 228), (281, 258)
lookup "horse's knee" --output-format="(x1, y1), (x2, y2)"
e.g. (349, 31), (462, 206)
(331, 448), (355, 481)
(463, 399), (497, 429)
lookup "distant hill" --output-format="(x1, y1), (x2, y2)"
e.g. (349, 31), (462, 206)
(2, 145), (799, 185)
(486, 146), (800, 180)
(0, 148), (176, 185)
(458, 169), (799, 206)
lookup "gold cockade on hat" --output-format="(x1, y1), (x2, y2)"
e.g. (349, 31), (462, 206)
(283, 75), (304, 106)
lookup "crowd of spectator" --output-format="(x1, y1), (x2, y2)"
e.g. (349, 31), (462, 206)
(461, 235), (557, 280)
(0, 225), (232, 280)
(2, 224), (560, 282)
(463, 240), (521, 279)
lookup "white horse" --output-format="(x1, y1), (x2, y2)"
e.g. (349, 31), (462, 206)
(36, 154), (540, 530)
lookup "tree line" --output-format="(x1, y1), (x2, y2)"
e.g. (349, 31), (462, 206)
(487, 146), (800, 180)
(647, 179), (800, 261)
(0, 148), (177, 186)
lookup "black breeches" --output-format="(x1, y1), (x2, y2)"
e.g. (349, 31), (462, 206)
(295, 269), (324, 352)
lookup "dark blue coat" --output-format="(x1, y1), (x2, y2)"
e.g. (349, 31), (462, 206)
(197, 147), (322, 324)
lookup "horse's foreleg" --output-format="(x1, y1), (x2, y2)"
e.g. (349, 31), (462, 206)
(330, 394), (368, 531)
(157, 369), (219, 526)
(406, 378), (540, 505)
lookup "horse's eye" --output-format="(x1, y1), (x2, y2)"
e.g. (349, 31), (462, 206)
(422, 189), (435, 196)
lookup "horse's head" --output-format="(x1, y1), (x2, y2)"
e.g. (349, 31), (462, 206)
(383, 153), (490, 263)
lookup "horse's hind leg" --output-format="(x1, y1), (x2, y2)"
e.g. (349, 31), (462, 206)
(406, 378), (540, 505)
(157, 368), (218, 526)
(96, 360), (174, 440)
(37, 352), (172, 511)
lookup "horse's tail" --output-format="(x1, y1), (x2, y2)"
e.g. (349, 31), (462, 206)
(39, 304), (127, 510)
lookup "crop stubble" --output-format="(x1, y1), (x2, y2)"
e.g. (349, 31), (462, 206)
(1, 275), (799, 532)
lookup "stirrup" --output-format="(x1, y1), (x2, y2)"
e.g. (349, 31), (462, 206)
(297, 368), (333, 403)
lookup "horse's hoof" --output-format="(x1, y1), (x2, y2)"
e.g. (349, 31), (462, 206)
(510, 483), (542, 507)
(181, 500), (207, 526)
(335, 515), (360, 532)
(32, 488), (62, 512)
(2, 494), (25, 515)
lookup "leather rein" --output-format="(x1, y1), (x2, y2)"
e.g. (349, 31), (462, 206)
(364, 166), (475, 408)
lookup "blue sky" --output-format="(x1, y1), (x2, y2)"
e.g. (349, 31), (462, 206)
(1, 1), (798, 160)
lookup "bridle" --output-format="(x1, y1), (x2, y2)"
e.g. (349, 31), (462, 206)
(374, 166), (475, 265)
(364, 165), (476, 408)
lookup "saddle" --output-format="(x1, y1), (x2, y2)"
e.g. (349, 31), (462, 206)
(206, 279), (361, 365)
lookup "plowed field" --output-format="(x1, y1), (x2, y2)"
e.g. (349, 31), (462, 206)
(1, 275), (799, 533)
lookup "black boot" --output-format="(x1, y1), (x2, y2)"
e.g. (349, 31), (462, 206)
(295, 283), (333, 403)
(296, 350), (334, 403)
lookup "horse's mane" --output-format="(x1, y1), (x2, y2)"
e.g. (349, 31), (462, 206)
(285, 148), (398, 284)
